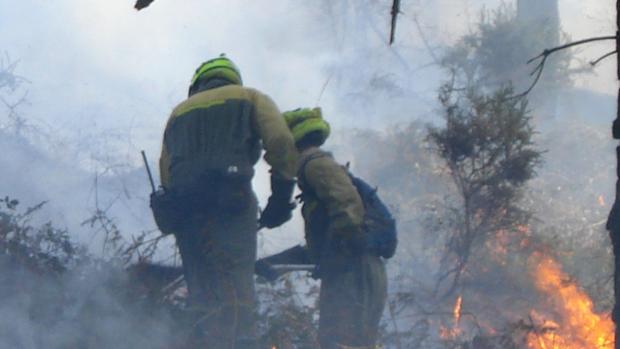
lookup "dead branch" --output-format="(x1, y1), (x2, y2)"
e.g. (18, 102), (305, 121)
(389, 0), (401, 45)
(161, 274), (184, 296)
(411, 13), (441, 65)
(527, 36), (617, 64)
(315, 71), (334, 106)
(514, 35), (617, 98)
(134, 0), (155, 11)
(387, 295), (405, 349)
(590, 50), (618, 66)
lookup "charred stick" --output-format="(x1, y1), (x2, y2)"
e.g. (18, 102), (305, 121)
(389, 0), (401, 45)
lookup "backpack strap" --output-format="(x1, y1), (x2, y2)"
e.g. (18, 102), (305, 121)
(297, 150), (331, 185)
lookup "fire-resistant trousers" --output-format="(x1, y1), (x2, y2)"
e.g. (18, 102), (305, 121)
(174, 196), (258, 349)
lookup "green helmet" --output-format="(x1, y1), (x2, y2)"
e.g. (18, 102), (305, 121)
(283, 107), (331, 145)
(190, 54), (242, 90)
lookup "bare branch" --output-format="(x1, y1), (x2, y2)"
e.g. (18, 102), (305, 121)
(526, 35), (617, 65)
(590, 50), (618, 66)
(513, 35), (616, 98)
(134, 0), (154, 11)
(511, 61), (545, 99)
(411, 13), (441, 65)
(315, 71), (334, 106)
(389, 0), (401, 45)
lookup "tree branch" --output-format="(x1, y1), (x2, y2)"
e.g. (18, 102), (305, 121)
(590, 50), (618, 66)
(389, 0), (401, 45)
(411, 13), (441, 65)
(134, 0), (155, 11)
(513, 35), (617, 99)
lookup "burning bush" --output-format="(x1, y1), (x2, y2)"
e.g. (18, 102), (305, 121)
(333, 94), (613, 348)
(427, 84), (542, 299)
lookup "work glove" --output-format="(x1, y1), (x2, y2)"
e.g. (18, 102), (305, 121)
(258, 173), (296, 229)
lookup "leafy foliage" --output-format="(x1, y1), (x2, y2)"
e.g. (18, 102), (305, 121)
(0, 197), (86, 274)
(427, 84), (542, 297)
(0, 195), (326, 347)
(0, 52), (35, 137)
(441, 4), (573, 97)
(0, 198), (190, 348)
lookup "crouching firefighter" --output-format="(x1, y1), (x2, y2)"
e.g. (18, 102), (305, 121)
(150, 55), (297, 348)
(281, 107), (393, 349)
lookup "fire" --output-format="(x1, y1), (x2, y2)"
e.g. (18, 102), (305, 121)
(489, 230), (510, 264)
(598, 195), (606, 207)
(453, 295), (463, 323)
(527, 254), (613, 349)
(439, 324), (462, 339)
(516, 224), (531, 234)
(439, 296), (465, 340)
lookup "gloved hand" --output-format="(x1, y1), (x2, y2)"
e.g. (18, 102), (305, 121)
(258, 173), (296, 229)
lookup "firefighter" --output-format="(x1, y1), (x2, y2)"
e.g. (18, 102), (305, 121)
(283, 107), (387, 349)
(151, 54), (297, 348)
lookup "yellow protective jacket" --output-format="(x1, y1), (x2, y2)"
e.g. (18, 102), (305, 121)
(297, 147), (364, 257)
(159, 84), (297, 189)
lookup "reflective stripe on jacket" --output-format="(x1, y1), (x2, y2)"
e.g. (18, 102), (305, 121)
(159, 84), (297, 188)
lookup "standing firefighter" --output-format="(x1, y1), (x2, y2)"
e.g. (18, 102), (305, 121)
(284, 108), (388, 349)
(151, 55), (297, 348)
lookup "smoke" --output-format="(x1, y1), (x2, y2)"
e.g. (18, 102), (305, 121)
(0, 261), (182, 349)
(0, 0), (617, 347)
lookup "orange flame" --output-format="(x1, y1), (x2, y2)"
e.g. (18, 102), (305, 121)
(527, 254), (613, 349)
(439, 324), (462, 339)
(598, 195), (606, 207)
(489, 230), (510, 265)
(516, 225), (531, 234)
(453, 296), (463, 323)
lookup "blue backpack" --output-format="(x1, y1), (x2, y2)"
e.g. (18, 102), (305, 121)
(348, 172), (398, 259)
(299, 152), (398, 259)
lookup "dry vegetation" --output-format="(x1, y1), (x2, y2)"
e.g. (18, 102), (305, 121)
(0, 3), (614, 349)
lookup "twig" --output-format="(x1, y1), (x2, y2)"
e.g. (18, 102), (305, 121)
(387, 298), (404, 349)
(411, 13), (441, 65)
(590, 50), (618, 66)
(526, 36), (617, 64)
(513, 35), (617, 99)
(161, 275), (184, 296)
(389, 0), (401, 45)
(315, 71), (334, 106)
(134, 0), (154, 11)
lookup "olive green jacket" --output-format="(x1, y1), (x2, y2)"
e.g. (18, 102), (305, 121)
(298, 147), (364, 254)
(159, 84), (297, 187)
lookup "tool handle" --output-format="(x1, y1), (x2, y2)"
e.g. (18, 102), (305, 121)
(141, 150), (156, 193)
(270, 264), (316, 272)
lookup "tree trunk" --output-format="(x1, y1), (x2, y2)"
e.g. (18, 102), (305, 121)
(516, 0), (559, 46)
(609, 1), (620, 348)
